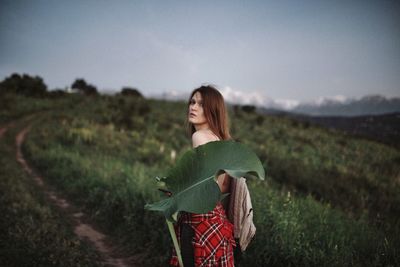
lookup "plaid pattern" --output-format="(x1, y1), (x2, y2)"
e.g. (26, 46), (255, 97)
(170, 203), (235, 266)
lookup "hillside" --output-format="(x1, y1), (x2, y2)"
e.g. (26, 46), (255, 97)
(1, 92), (399, 266)
(257, 106), (400, 149)
(292, 112), (400, 149)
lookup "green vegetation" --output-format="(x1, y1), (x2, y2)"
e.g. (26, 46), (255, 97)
(0, 73), (47, 97)
(233, 111), (400, 221)
(0, 119), (101, 267)
(0, 91), (84, 124)
(1, 89), (399, 266)
(71, 78), (98, 95)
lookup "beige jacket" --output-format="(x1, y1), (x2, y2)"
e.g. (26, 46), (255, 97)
(227, 177), (256, 251)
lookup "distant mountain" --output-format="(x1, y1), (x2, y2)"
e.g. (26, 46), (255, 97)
(153, 87), (400, 117)
(292, 95), (400, 116)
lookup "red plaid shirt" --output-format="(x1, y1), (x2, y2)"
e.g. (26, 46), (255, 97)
(170, 203), (235, 267)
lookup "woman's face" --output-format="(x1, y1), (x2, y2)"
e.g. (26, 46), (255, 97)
(188, 91), (208, 127)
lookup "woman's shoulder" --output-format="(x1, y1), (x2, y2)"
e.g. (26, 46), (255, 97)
(192, 130), (219, 148)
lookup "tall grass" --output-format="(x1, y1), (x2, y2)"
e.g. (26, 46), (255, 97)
(244, 180), (396, 266)
(0, 120), (101, 267)
(0, 93), (86, 124)
(232, 110), (400, 221)
(23, 114), (171, 265)
(19, 95), (399, 266)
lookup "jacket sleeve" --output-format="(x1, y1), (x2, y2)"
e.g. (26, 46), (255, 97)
(228, 177), (256, 251)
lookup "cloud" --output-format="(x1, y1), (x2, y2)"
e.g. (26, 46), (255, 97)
(220, 86), (300, 110)
(312, 95), (352, 106)
(220, 86), (269, 106)
(273, 99), (300, 110)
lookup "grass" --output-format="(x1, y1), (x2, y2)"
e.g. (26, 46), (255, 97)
(244, 180), (397, 266)
(2, 93), (399, 266)
(0, 118), (102, 267)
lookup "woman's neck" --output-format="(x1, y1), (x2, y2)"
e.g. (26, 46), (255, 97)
(194, 123), (210, 132)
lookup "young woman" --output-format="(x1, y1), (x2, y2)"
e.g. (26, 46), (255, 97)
(170, 85), (235, 267)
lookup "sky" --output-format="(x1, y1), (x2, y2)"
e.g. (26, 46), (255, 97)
(0, 0), (399, 105)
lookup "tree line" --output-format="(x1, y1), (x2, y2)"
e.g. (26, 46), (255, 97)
(0, 73), (143, 98)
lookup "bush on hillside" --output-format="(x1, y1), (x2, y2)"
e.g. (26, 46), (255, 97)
(71, 78), (98, 96)
(120, 87), (143, 98)
(0, 73), (47, 97)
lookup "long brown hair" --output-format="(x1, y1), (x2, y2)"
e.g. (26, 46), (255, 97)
(187, 85), (231, 140)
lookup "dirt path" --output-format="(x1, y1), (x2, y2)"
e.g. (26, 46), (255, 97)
(11, 124), (138, 267)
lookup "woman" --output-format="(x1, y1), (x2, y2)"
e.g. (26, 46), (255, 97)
(170, 85), (236, 267)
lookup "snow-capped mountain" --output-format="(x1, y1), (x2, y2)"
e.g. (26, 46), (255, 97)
(151, 87), (400, 116)
(292, 95), (400, 116)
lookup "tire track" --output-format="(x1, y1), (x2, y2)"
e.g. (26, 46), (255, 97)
(14, 125), (138, 267)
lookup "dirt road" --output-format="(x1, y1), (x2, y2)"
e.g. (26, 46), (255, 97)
(1, 122), (138, 267)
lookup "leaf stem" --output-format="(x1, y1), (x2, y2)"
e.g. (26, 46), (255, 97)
(166, 218), (184, 267)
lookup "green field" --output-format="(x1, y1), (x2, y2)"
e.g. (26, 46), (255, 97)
(1, 92), (399, 266)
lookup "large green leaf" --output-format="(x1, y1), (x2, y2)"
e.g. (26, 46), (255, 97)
(145, 140), (265, 221)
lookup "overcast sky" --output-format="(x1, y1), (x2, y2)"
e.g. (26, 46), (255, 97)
(0, 0), (399, 103)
